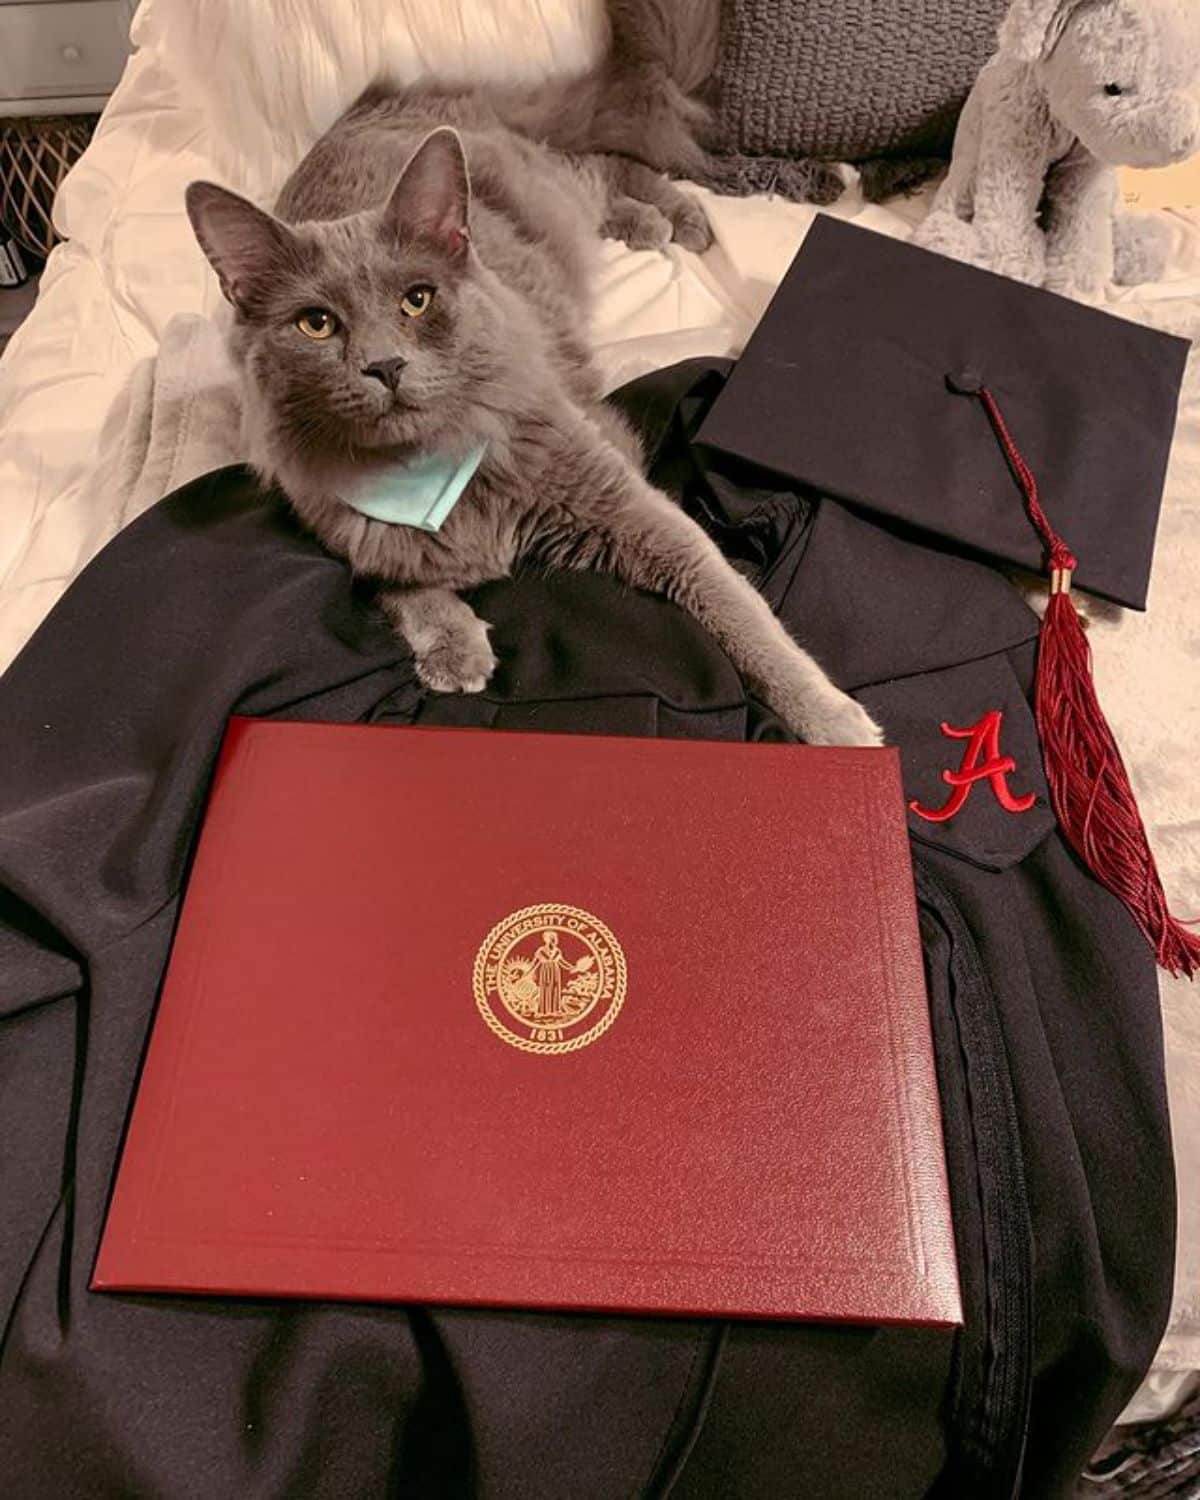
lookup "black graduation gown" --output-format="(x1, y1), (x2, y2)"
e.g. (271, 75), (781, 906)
(0, 360), (1172, 1499)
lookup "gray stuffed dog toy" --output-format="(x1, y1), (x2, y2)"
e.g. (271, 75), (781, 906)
(914, 0), (1200, 301)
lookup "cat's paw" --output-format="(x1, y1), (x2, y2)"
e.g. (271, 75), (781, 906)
(669, 194), (713, 254)
(795, 688), (885, 748)
(605, 200), (673, 252)
(414, 619), (498, 695)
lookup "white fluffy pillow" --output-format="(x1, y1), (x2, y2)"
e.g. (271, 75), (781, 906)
(138, 0), (608, 199)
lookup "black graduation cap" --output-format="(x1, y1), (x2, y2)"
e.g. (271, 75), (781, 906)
(699, 214), (1200, 977)
(697, 213), (1189, 611)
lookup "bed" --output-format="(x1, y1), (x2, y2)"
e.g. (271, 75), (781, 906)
(1, 0), (1199, 1425)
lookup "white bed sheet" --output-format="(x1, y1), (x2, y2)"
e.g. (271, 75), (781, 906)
(2, 15), (1200, 1411)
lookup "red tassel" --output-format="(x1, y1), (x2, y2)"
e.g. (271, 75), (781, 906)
(976, 387), (1200, 979)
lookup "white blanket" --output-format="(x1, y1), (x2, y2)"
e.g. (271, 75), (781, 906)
(1, 0), (1199, 1417)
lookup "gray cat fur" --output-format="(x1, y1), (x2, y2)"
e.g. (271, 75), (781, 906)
(186, 105), (880, 747)
(599, 0), (854, 208)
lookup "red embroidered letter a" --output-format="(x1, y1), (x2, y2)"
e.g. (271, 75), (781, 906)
(910, 709), (1036, 824)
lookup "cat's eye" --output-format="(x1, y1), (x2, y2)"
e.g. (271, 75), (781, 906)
(1104, 82), (1125, 97)
(400, 285), (436, 319)
(296, 308), (339, 340)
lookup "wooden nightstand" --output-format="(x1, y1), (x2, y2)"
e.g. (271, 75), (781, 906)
(0, 0), (136, 118)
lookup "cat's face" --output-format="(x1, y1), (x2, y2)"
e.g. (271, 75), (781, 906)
(187, 129), (500, 460)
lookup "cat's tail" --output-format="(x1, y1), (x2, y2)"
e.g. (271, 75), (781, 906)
(493, 0), (718, 175)
(605, 0), (719, 99)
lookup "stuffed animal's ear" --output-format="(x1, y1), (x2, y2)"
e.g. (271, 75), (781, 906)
(185, 182), (302, 314)
(997, 0), (1078, 62)
(382, 127), (471, 261)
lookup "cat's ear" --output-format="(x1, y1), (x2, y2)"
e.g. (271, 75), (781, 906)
(186, 181), (301, 314)
(382, 128), (471, 260)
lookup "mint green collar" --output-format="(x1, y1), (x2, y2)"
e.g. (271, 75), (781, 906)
(343, 442), (487, 531)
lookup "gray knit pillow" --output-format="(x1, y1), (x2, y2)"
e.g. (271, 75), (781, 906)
(709, 0), (1009, 162)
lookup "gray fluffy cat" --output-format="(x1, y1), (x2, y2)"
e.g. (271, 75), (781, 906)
(185, 86), (882, 747)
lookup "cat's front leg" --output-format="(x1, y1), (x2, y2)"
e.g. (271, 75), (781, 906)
(380, 587), (497, 694)
(592, 155), (714, 254)
(541, 476), (882, 747)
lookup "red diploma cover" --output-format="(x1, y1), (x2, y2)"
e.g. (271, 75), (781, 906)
(93, 719), (961, 1326)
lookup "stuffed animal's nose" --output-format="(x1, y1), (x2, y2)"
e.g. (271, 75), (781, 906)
(362, 356), (407, 391)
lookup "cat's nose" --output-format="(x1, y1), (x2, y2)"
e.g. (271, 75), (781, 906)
(362, 356), (407, 391)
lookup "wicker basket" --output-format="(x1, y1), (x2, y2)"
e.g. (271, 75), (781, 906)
(0, 115), (97, 262)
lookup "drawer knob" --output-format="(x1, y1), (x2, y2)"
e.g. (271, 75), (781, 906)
(61, 44), (83, 63)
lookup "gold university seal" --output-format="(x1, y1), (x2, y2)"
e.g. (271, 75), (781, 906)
(473, 904), (626, 1055)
